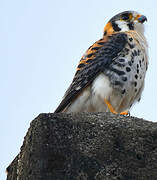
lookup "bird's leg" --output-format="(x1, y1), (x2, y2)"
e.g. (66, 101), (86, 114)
(104, 99), (118, 114)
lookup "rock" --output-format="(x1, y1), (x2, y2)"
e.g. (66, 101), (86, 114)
(6, 113), (157, 180)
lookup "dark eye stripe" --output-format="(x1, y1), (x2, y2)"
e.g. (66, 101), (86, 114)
(112, 21), (121, 31)
(128, 23), (134, 30)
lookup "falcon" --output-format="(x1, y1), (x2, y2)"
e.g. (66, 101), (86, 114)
(55, 11), (148, 115)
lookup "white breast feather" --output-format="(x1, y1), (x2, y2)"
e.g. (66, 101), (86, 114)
(92, 73), (112, 101)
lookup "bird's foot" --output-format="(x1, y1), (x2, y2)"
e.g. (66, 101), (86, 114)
(104, 99), (130, 116)
(120, 111), (130, 116)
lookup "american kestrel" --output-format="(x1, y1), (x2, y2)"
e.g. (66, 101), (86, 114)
(55, 11), (148, 115)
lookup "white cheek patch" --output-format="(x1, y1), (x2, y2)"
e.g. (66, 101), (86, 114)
(115, 20), (145, 36)
(115, 20), (130, 31)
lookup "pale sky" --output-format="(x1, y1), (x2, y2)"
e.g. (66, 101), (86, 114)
(1, 0), (157, 179)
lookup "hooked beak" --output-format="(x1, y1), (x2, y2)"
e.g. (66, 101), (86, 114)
(137, 15), (147, 23)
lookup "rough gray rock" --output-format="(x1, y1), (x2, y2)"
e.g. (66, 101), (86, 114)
(6, 113), (157, 180)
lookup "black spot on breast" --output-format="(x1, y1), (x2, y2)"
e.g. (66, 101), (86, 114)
(142, 58), (144, 62)
(109, 67), (126, 76)
(135, 88), (137, 92)
(121, 89), (126, 94)
(128, 43), (135, 49)
(131, 55), (134, 62)
(134, 81), (137, 87)
(135, 74), (138, 79)
(137, 64), (139, 69)
(128, 61), (132, 66)
(118, 58), (125, 63)
(134, 50), (138, 56)
(126, 67), (131, 72)
(125, 48), (129, 53)
(132, 51), (135, 57)
(137, 69), (139, 74)
(137, 49), (141, 55)
(113, 61), (125, 67)
(131, 50), (137, 57)
(122, 76), (127, 81)
(129, 37), (133, 41)
(139, 60), (142, 67)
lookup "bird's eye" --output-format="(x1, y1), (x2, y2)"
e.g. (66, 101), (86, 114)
(121, 14), (130, 21)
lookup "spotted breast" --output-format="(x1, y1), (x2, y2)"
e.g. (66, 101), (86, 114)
(92, 31), (148, 113)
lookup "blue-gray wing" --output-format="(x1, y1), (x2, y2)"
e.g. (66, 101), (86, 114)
(55, 33), (128, 113)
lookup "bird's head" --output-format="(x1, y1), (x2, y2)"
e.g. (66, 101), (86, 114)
(104, 11), (147, 36)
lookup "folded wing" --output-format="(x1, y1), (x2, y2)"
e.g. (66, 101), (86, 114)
(54, 33), (128, 113)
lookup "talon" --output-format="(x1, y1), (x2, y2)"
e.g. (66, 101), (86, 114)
(104, 99), (117, 114)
